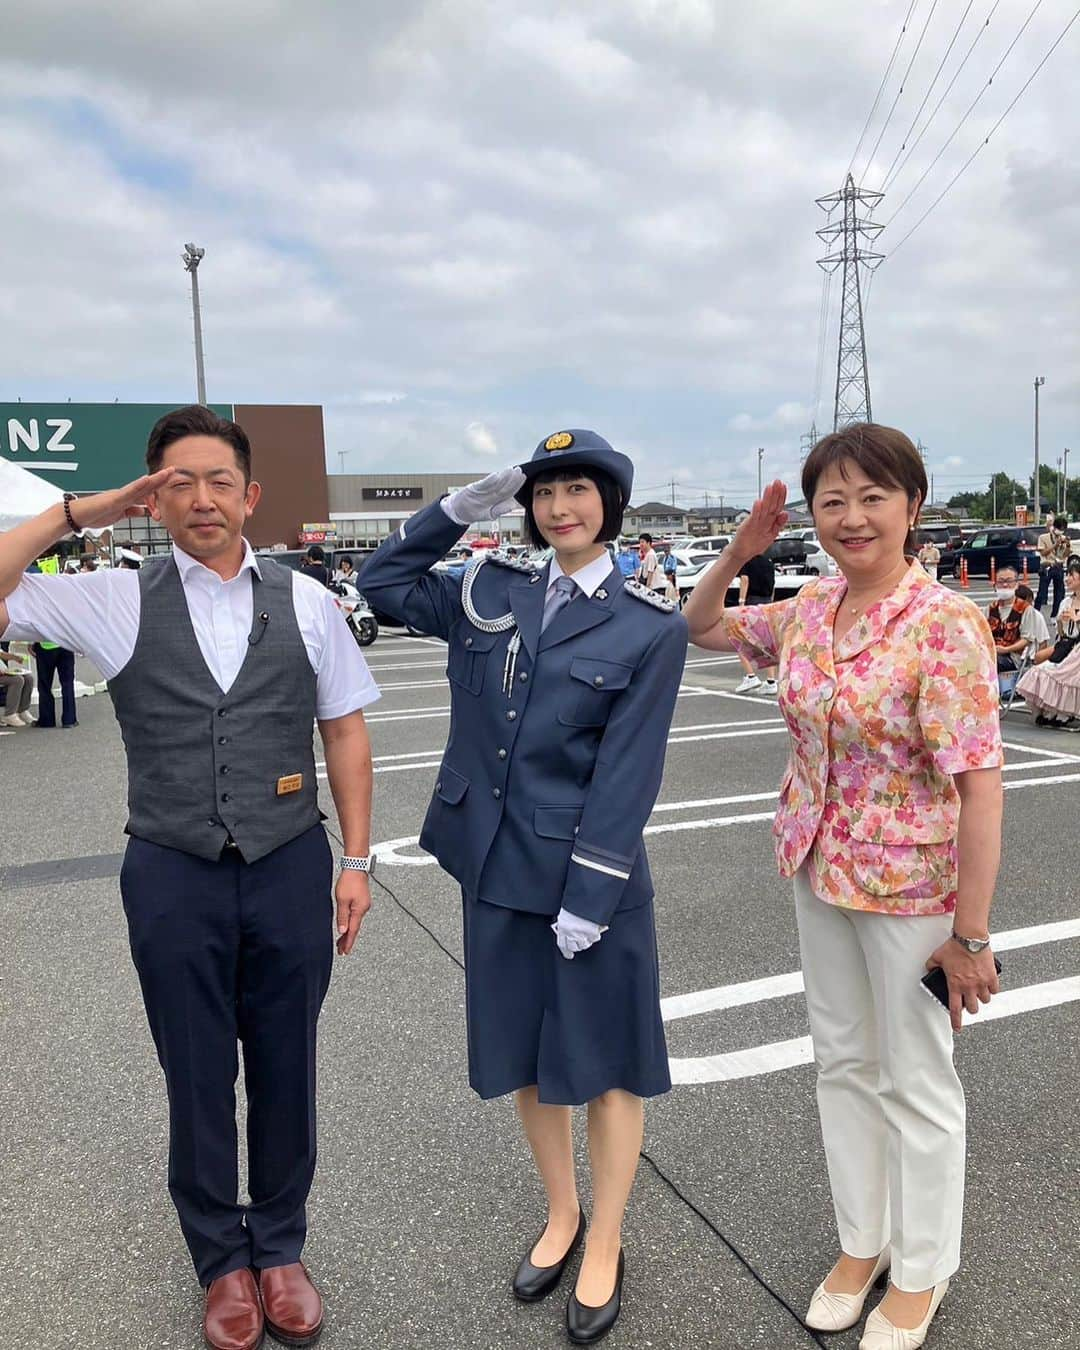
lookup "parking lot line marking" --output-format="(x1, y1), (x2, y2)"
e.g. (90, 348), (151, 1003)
(661, 917), (1080, 1023)
(681, 685), (780, 707)
(365, 659), (455, 672)
(1001, 739), (1080, 764)
(683, 656), (741, 667)
(667, 727), (790, 745)
(668, 977), (1080, 1084)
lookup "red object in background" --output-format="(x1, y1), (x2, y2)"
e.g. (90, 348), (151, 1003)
(470, 537), (498, 550)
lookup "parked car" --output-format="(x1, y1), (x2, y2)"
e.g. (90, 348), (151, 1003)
(913, 524), (963, 578)
(766, 537), (833, 576)
(675, 555), (826, 608)
(687, 535), (733, 552)
(957, 526), (1042, 578)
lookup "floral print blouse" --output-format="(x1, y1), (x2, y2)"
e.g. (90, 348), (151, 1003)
(723, 563), (1003, 915)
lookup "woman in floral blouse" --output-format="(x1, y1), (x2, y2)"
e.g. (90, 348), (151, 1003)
(684, 424), (1003, 1350)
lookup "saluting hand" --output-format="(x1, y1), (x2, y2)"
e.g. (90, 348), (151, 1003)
(731, 479), (789, 559)
(444, 466), (527, 526)
(66, 467), (180, 531)
(335, 870), (372, 956)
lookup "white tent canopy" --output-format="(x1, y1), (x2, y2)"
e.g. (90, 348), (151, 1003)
(0, 458), (104, 536)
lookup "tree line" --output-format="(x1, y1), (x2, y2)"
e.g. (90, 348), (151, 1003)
(947, 467), (1079, 521)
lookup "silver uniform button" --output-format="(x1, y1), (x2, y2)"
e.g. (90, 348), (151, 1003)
(497, 748), (507, 759)
(506, 710), (517, 721)
(464, 636), (473, 647)
(492, 787), (502, 799)
(593, 675), (604, 687)
(519, 671), (528, 682)
(529, 574), (541, 584)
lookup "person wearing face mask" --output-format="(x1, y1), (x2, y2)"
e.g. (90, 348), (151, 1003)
(987, 569), (1050, 694)
(684, 424), (1003, 1350)
(1017, 560), (1080, 727)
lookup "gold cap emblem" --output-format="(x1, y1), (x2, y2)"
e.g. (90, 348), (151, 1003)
(544, 431), (574, 452)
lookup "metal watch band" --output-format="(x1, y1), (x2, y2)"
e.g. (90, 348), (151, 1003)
(951, 931), (990, 953)
(340, 854), (375, 875)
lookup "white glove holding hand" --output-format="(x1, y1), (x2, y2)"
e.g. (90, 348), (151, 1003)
(551, 908), (607, 961)
(442, 467), (527, 526)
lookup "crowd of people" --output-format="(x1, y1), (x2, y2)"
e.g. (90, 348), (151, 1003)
(988, 551), (1080, 728)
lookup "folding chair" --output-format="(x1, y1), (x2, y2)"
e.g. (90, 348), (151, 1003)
(1000, 647), (1034, 718)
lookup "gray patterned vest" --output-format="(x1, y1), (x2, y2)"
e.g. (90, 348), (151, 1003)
(108, 555), (321, 862)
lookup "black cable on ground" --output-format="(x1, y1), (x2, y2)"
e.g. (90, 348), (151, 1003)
(331, 829), (826, 1345)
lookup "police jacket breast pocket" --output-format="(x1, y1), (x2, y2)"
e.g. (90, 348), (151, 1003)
(447, 627), (500, 696)
(558, 656), (634, 728)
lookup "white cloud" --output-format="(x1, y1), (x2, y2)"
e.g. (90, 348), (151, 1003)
(464, 421), (498, 455)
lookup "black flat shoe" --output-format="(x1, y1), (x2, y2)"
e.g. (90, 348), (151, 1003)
(512, 1209), (586, 1302)
(566, 1248), (624, 1344)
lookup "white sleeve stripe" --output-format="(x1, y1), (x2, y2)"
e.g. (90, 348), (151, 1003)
(571, 853), (631, 880)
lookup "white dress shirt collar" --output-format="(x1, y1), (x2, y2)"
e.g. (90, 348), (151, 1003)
(172, 538), (262, 586)
(548, 550), (614, 598)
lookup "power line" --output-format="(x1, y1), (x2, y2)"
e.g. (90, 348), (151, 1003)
(858, 0), (944, 184)
(883, 0), (1004, 194)
(887, 3), (1080, 256)
(882, 0), (1048, 231)
(877, 0), (978, 189)
(846, 0), (921, 178)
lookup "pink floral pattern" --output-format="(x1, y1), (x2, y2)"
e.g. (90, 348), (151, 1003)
(723, 564), (1003, 914)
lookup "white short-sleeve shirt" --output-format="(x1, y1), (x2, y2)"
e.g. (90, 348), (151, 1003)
(2, 541), (380, 721)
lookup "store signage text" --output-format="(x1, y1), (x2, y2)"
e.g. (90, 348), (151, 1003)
(5, 418), (78, 471)
(361, 486), (422, 500)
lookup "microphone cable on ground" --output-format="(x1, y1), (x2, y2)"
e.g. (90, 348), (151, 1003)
(328, 827), (829, 1346)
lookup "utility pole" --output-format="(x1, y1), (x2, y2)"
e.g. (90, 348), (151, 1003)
(669, 478), (677, 507)
(1065, 448), (1071, 514)
(337, 450), (347, 475)
(182, 243), (207, 405)
(1058, 456), (1064, 513)
(992, 476), (997, 522)
(1033, 376), (1045, 525)
(800, 422), (818, 462)
(816, 175), (883, 429)
(757, 447), (765, 499)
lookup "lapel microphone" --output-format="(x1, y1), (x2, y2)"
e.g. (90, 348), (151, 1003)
(248, 612), (271, 646)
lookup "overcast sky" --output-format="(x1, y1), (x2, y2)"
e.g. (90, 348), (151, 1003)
(1, 0), (1077, 506)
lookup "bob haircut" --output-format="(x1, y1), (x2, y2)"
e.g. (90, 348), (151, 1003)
(146, 404), (252, 483)
(523, 466), (625, 551)
(802, 422), (928, 553)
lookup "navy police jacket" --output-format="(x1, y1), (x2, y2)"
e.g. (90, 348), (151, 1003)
(360, 502), (688, 926)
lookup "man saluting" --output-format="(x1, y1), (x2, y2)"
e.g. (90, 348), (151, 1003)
(0, 405), (379, 1350)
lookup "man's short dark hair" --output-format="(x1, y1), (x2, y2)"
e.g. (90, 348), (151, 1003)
(639, 533), (653, 544)
(523, 467), (625, 550)
(305, 545), (326, 562)
(146, 405), (252, 483)
(1015, 584), (1034, 603)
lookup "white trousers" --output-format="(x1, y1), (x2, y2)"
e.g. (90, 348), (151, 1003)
(794, 867), (965, 1291)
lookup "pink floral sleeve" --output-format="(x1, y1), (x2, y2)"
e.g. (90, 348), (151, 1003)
(722, 598), (796, 671)
(916, 600), (1003, 775)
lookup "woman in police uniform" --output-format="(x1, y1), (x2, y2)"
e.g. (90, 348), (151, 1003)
(361, 431), (687, 1344)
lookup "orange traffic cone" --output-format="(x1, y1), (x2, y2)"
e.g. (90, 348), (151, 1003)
(960, 556), (969, 589)
(990, 555), (997, 585)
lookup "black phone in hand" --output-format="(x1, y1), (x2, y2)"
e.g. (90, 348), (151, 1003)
(921, 958), (1003, 1009)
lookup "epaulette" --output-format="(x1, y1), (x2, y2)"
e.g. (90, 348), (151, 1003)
(483, 550), (537, 574)
(623, 580), (676, 613)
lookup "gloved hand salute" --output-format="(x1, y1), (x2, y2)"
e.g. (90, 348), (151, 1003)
(443, 467), (527, 526)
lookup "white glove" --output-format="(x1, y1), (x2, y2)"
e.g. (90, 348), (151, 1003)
(442, 467), (527, 526)
(551, 908), (607, 961)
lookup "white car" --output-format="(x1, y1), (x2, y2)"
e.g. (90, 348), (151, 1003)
(686, 535), (733, 552)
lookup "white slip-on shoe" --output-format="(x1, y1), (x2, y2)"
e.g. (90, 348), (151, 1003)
(761, 679), (778, 694)
(0, 714), (23, 728)
(805, 1249), (891, 1332)
(734, 674), (762, 694)
(859, 1279), (949, 1349)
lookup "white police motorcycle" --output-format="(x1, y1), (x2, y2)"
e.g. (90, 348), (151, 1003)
(330, 578), (379, 647)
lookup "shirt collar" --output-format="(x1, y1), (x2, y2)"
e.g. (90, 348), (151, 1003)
(548, 550), (614, 598)
(172, 538), (262, 586)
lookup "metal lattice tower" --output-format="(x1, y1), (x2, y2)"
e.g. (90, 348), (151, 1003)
(816, 176), (883, 430)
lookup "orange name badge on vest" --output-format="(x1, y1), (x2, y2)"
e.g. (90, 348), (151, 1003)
(276, 774), (303, 796)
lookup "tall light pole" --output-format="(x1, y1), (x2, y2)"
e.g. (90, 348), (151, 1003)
(1033, 376), (1045, 525)
(182, 243), (207, 405)
(1064, 447), (1071, 515)
(757, 447), (765, 499)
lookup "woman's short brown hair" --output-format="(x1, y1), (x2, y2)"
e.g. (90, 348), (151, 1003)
(802, 423), (928, 551)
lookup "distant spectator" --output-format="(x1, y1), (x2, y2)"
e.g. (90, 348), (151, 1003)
(917, 539), (941, 581)
(300, 544), (331, 588)
(1031, 560), (1080, 666)
(118, 547), (143, 570)
(332, 554), (355, 586)
(661, 544), (679, 602)
(33, 637), (78, 729)
(988, 568), (1049, 679)
(1035, 514), (1071, 617)
(0, 646), (35, 727)
(637, 533), (661, 590)
(734, 552), (777, 695)
(616, 540), (638, 581)
(79, 555), (97, 573)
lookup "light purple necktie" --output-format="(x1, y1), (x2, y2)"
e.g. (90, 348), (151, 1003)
(541, 575), (578, 632)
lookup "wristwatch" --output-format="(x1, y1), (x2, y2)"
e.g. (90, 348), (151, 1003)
(951, 930), (991, 954)
(340, 854), (376, 875)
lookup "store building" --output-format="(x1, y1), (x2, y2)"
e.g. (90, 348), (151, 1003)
(327, 472), (525, 550)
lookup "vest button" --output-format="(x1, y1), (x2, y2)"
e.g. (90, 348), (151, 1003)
(492, 787), (502, 799)
(217, 708), (227, 718)
(506, 710), (517, 721)
(220, 765), (230, 774)
(218, 736), (229, 746)
(207, 819), (217, 828)
(221, 792), (231, 803)
(497, 748), (507, 759)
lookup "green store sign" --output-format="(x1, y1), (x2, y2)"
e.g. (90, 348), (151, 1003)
(0, 403), (234, 494)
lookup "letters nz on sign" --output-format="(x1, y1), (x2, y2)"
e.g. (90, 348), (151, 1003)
(5, 418), (77, 471)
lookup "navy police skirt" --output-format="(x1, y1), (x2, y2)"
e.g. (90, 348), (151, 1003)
(461, 892), (671, 1105)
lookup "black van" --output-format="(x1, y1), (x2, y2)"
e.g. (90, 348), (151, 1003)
(957, 526), (1041, 578)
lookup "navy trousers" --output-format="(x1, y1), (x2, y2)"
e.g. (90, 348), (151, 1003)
(120, 825), (334, 1285)
(33, 645), (77, 727)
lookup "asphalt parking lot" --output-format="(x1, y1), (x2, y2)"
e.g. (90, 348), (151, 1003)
(1, 577), (1078, 1349)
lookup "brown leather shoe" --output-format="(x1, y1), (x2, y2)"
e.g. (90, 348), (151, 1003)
(258, 1263), (324, 1346)
(204, 1268), (264, 1350)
